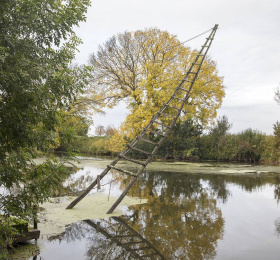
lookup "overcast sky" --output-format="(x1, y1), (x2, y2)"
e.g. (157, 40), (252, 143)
(74, 0), (280, 135)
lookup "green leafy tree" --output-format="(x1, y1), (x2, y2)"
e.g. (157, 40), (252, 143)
(272, 86), (280, 163)
(55, 109), (92, 151)
(199, 115), (232, 160)
(0, 0), (91, 254)
(157, 119), (203, 159)
(265, 121), (280, 164)
(233, 128), (265, 162)
(124, 119), (202, 160)
(210, 115), (232, 138)
(273, 122), (280, 150)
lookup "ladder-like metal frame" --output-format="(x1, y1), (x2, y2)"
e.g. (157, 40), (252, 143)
(84, 217), (165, 259)
(66, 24), (219, 213)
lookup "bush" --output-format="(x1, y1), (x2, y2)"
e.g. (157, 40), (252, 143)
(200, 128), (267, 163)
(68, 136), (112, 155)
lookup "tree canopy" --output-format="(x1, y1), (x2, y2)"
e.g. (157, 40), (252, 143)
(90, 28), (225, 141)
(0, 0), (91, 252)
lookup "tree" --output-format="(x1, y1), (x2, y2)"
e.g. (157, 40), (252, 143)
(55, 109), (92, 151)
(90, 28), (225, 142)
(105, 125), (117, 136)
(234, 128), (265, 162)
(0, 0), (91, 253)
(95, 125), (105, 136)
(274, 122), (280, 148)
(199, 115), (232, 160)
(152, 119), (202, 159)
(59, 113), (91, 137)
(272, 84), (280, 164)
(209, 115), (232, 137)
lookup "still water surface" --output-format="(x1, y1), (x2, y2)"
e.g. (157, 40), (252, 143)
(11, 159), (280, 259)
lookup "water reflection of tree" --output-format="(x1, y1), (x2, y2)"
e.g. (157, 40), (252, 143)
(133, 196), (223, 259)
(51, 164), (280, 203)
(274, 218), (280, 238)
(45, 164), (280, 259)
(122, 171), (280, 204)
(114, 171), (280, 259)
(120, 172), (224, 259)
(274, 184), (280, 204)
(47, 179), (224, 259)
(205, 175), (231, 203)
(50, 168), (126, 197)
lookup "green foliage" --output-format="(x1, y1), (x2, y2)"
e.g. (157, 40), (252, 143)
(55, 110), (91, 151)
(69, 136), (112, 155)
(124, 119), (202, 160)
(234, 129), (265, 162)
(210, 115), (232, 138)
(59, 112), (91, 137)
(69, 118), (280, 166)
(0, 0), (91, 251)
(273, 121), (280, 148)
(200, 128), (267, 163)
(197, 116), (274, 163)
(261, 122), (280, 165)
(9, 217), (28, 233)
(100, 115), (279, 165)
(199, 115), (232, 160)
(157, 119), (203, 159)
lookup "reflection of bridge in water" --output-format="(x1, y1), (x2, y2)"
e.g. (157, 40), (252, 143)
(84, 217), (166, 260)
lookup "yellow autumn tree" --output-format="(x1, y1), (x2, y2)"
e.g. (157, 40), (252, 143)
(104, 130), (127, 153)
(90, 28), (224, 151)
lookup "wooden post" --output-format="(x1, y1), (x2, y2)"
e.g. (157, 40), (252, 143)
(33, 205), (38, 229)
(66, 163), (116, 209)
(97, 175), (101, 190)
(107, 177), (138, 214)
(96, 221), (100, 233)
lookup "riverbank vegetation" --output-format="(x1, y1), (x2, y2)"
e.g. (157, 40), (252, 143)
(57, 115), (280, 165)
(0, 0), (92, 256)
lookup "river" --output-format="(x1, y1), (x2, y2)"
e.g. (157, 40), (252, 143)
(9, 157), (280, 260)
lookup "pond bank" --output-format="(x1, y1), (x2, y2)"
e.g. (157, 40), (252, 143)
(35, 157), (280, 175)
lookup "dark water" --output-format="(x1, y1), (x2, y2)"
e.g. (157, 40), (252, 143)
(11, 162), (280, 260)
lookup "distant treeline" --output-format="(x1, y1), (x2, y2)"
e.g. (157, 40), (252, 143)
(56, 116), (280, 165)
